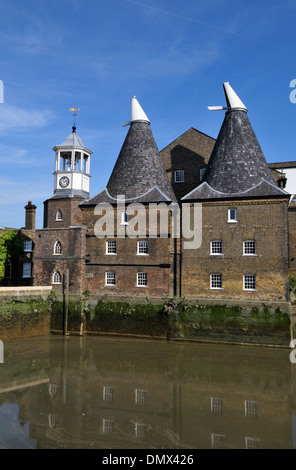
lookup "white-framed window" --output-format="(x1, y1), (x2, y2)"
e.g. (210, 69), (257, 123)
(106, 240), (116, 255)
(135, 389), (147, 405)
(210, 397), (224, 414)
(228, 208), (237, 223)
(210, 240), (223, 255)
(174, 170), (184, 183)
(48, 414), (56, 429)
(24, 240), (33, 252)
(121, 212), (129, 225)
(137, 240), (148, 255)
(243, 274), (256, 291)
(102, 419), (114, 435)
(52, 271), (62, 284)
(55, 209), (63, 221)
(210, 273), (223, 289)
(211, 434), (226, 449)
(22, 262), (32, 278)
(54, 240), (62, 255)
(245, 437), (260, 449)
(137, 272), (148, 287)
(105, 271), (116, 286)
(200, 168), (206, 181)
(243, 240), (256, 255)
(135, 423), (147, 439)
(245, 400), (258, 417)
(49, 383), (58, 398)
(103, 386), (113, 402)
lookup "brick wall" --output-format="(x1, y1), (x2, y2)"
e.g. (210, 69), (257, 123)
(181, 198), (289, 302)
(160, 128), (215, 200)
(288, 206), (296, 275)
(82, 203), (175, 297)
(43, 196), (84, 228)
(33, 226), (86, 294)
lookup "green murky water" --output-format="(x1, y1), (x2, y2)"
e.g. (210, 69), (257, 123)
(0, 335), (295, 449)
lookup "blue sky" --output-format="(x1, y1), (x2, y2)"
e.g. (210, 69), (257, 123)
(0, 0), (295, 229)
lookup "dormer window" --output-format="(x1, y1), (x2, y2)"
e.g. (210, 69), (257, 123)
(56, 210), (63, 221)
(174, 170), (184, 183)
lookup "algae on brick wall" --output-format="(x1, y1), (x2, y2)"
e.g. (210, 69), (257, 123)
(87, 300), (169, 336)
(0, 297), (51, 340)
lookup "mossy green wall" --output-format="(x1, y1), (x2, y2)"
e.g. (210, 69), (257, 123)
(0, 293), (291, 346)
(51, 297), (292, 346)
(0, 297), (51, 340)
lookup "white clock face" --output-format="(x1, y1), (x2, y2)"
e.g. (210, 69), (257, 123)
(59, 176), (70, 188)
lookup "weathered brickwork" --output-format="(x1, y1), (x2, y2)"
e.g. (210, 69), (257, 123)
(43, 196), (84, 228)
(82, 204), (176, 297)
(160, 128), (215, 200)
(181, 199), (289, 301)
(288, 205), (296, 275)
(33, 226), (86, 294)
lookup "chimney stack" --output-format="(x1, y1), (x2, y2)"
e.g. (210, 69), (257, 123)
(25, 201), (37, 230)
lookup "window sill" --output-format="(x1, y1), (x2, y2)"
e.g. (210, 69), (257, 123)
(227, 220), (238, 224)
(210, 253), (224, 256)
(243, 289), (257, 292)
(243, 254), (258, 256)
(106, 253), (117, 255)
(210, 287), (223, 290)
(105, 284), (116, 287)
(137, 253), (149, 256)
(137, 285), (148, 288)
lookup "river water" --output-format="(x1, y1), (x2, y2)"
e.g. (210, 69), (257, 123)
(0, 335), (295, 449)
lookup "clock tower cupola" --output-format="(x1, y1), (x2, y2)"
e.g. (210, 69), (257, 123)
(53, 120), (93, 199)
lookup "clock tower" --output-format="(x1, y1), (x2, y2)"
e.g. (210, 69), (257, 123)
(42, 123), (93, 229)
(53, 125), (93, 198)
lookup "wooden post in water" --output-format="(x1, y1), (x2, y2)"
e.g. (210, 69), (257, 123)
(63, 269), (69, 336)
(80, 295), (84, 336)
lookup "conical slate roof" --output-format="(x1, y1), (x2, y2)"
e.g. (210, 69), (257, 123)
(182, 82), (288, 200)
(83, 97), (177, 205)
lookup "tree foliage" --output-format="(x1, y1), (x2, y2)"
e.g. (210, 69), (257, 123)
(0, 230), (24, 280)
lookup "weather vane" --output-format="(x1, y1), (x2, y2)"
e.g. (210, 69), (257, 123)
(69, 106), (80, 130)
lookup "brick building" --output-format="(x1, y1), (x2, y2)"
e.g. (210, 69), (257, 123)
(28, 84), (294, 310)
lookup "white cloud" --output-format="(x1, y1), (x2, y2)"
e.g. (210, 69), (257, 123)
(0, 144), (48, 166)
(0, 104), (52, 132)
(0, 177), (50, 206)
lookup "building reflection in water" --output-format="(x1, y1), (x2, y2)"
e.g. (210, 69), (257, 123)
(0, 335), (294, 449)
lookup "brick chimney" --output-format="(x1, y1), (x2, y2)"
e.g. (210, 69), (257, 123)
(24, 201), (37, 230)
